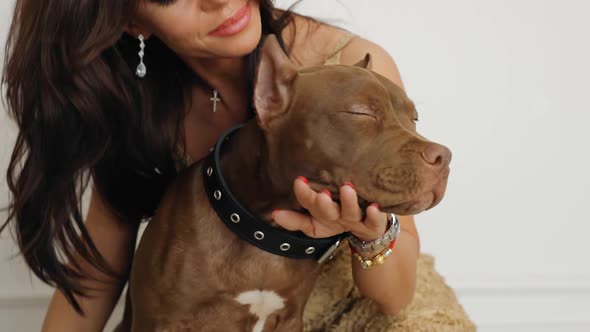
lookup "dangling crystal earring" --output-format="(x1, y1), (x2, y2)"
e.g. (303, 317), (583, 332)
(135, 34), (147, 78)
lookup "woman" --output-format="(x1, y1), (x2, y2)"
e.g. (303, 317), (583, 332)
(1, 0), (420, 330)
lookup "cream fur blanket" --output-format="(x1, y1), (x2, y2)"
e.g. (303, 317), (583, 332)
(302, 243), (476, 332)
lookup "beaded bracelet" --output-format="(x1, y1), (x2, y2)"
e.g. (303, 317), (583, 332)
(350, 238), (397, 270)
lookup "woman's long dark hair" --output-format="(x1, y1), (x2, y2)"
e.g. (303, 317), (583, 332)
(1, 0), (293, 313)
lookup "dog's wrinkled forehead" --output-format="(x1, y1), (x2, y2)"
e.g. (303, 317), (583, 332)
(295, 65), (394, 113)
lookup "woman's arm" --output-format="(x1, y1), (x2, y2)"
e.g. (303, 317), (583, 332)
(42, 189), (138, 332)
(351, 215), (420, 315)
(341, 37), (420, 315)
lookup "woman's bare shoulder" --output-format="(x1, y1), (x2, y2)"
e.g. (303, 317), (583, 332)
(339, 36), (405, 89)
(278, 11), (355, 67)
(274, 10), (404, 88)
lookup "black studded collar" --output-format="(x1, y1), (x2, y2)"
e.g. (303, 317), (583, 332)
(202, 125), (349, 263)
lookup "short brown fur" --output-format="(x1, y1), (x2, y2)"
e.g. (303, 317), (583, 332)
(117, 35), (451, 332)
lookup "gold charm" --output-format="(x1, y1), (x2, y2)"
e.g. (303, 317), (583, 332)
(374, 254), (385, 265)
(360, 259), (373, 269)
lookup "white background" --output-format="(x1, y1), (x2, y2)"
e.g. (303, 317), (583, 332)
(2, 0), (589, 331)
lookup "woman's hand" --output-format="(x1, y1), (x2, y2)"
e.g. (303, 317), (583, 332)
(272, 176), (389, 241)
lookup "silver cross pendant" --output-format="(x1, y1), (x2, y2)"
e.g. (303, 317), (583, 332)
(210, 89), (221, 113)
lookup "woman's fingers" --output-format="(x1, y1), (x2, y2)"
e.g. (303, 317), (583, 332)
(293, 177), (340, 221)
(339, 183), (362, 222)
(272, 209), (315, 236)
(353, 204), (389, 240)
(281, 177), (388, 239)
(365, 204), (388, 229)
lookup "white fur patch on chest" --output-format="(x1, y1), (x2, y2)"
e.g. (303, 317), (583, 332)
(235, 289), (285, 332)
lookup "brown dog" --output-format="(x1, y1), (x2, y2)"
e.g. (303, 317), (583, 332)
(117, 35), (451, 332)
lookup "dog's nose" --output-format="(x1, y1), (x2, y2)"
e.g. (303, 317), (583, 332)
(421, 143), (452, 169)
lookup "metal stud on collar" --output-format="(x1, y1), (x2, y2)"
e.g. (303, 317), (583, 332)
(254, 231), (265, 240)
(305, 247), (316, 254)
(230, 213), (240, 223)
(280, 243), (291, 251)
(213, 190), (222, 200)
(206, 167), (213, 176)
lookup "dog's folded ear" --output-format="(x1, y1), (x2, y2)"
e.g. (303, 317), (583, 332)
(253, 34), (298, 129)
(354, 53), (373, 70)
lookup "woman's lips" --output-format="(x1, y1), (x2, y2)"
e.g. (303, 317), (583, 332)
(209, 3), (252, 37)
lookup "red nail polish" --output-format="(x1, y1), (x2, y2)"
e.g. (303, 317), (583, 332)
(344, 182), (354, 189)
(371, 203), (381, 210)
(297, 176), (309, 184)
(272, 209), (281, 219)
(321, 189), (332, 198)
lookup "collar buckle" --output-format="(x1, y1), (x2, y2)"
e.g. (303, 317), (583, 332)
(317, 238), (344, 264)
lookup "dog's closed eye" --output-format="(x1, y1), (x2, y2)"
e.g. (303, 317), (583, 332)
(343, 110), (377, 120)
(342, 104), (378, 120)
